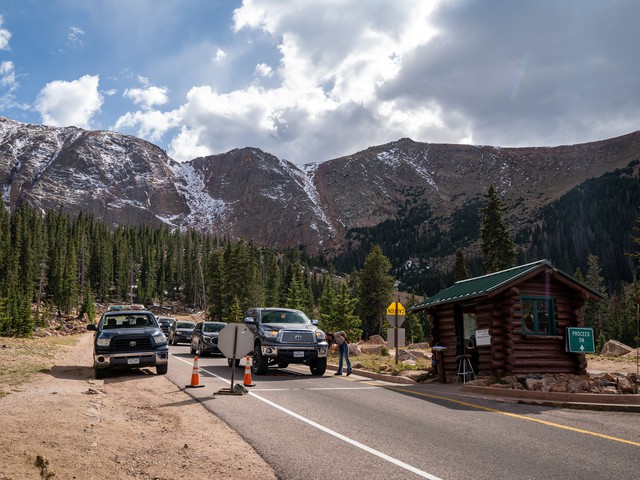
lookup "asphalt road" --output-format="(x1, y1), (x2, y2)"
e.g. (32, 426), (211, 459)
(166, 345), (640, 480)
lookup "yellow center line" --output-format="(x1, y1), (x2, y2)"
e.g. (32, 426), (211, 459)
(379, 384), (640, 447)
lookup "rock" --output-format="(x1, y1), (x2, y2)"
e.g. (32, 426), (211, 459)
(566, 379), (589, 393)
(397, 349), (417, 362)
(361, 335), (387, 345)
(601, 340), (634, 357)
(408, 342), (431, 349)
(406, 349), (430, 360)
(399, 370), (430, 381)
(348, 343), (362, 357)
(524, 378), (545, 391)
(401, 359), (417, 366)
(359, 344), (385, 355)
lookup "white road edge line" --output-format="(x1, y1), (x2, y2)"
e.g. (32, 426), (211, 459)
(173, 356), (442, 480)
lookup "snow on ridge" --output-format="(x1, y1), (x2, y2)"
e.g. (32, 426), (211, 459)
(172, 162), (228, 229)
(290, 163), (334, 234)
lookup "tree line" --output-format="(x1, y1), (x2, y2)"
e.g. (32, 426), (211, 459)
(0, 203), (431, 343)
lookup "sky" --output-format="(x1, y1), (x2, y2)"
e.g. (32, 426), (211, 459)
(0, 0), (639, 165)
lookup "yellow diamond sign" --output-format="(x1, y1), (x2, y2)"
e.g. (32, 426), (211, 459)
(386, 301), (405, 316)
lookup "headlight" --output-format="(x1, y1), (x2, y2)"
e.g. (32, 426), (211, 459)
(96, 337), (110, 347)
(262, 329), (279, 339)
(153, 333), (167, 345)
(315, 330), (326, 341)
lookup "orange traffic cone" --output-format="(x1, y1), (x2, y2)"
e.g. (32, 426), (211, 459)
(185, 355), (204, 388)
(243, 355), (255, 387)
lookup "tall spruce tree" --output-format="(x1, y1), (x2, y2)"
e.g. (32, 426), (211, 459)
(479, 185), (516, 273)
(454, 248), (470, 281)
(357, 245), (395, 338)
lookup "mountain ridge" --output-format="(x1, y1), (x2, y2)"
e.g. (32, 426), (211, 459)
(1, 116), (639, 265)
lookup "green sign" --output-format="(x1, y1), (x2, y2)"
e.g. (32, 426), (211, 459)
(566, 327), (595, 353)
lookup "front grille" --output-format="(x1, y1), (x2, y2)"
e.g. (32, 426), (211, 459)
(111, 335), (153, 351)
(281, 331), (314, 344)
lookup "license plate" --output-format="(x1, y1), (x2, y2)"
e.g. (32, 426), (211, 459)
(127, 357), (140, 365)
(293, 351), (304, 358)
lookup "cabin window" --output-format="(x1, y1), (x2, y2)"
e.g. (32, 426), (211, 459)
(521, 296), (556, 335)
(463, 313), (477, 340)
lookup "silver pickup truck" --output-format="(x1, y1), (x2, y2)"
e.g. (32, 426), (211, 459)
(87, 308), (169, 379)
(243, 307), (329, 376)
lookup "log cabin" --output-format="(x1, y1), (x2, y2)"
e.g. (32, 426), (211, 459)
(409, 260), (601, 378)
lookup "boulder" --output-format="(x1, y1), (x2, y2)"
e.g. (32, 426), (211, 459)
(359, 344), (386, 355)
(399, 370), (432, 382)
(348, 343), (362, 357)
(600, 340), (634, 357)
(362, 335), (387, 345)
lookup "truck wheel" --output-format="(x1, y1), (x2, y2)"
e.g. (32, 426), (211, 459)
(309, 357), (327, 376)
(95, 368), (107, 379)
(156, 364), (168, 375)
(252, 345), (268, 375)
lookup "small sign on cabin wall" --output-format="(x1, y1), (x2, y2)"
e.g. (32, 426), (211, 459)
(475, 329), (491, 346)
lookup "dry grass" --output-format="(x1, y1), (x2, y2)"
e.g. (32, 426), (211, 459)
(328, 349), (432, 374)
(0, 335), (77, 397)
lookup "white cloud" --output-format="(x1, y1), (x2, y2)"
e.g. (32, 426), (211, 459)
(144, 0), (444, 163)
(114, 109), (176, 142)
(68, 26), (85, 48)
(214, 48), (226, 61)
(35, 75), (103, 128)
(254, 63), (273, 78)
(0, 15), (11, 50)
(123, 84), (168, 110)
(0, 61), (17, 90)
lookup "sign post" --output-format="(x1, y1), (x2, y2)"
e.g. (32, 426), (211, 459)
(216, 323), (254, 395)
(566, 327), (595, 354)
(386, 301), (405, 365)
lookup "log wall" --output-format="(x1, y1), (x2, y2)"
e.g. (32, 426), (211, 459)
(432, 270), (589, 376)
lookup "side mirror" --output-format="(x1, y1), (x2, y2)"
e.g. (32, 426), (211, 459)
(311, 319), (319, 325)
(87, 323), (98, 331)
(243, 317), (256, 325)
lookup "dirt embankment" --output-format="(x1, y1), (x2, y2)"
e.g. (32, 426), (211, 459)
(0, 331), (277, 480)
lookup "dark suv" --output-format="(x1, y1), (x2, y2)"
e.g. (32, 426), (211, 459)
(87, 309), (169, 379)
(243, 308), (328, 376)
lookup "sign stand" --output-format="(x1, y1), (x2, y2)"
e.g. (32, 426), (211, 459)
(215, 323), (254, 396)
(386, 301), (405, 365)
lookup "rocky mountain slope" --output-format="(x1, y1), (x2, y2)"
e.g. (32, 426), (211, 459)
(1, 116), (639, 259)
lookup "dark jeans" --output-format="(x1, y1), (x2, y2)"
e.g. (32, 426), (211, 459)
(338, 343), (351, 374)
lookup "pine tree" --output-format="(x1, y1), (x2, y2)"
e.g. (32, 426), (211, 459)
(454, 248), (470, 281)
(582, 254), (609, 339)
(357, 245), (395, 338)
(479, 185), (516, 273)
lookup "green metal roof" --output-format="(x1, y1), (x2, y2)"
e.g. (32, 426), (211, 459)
(409, 259), (598, 311)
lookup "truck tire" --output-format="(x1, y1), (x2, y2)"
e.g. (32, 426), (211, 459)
(156, 364), (168, 375)
(252, 345), (268, 375)
(309, 357), (327, 376)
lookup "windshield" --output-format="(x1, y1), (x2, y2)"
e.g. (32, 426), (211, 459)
(203, 323), (226, 333)
(102, 313), (157, 329)
(261, 310), (310, 324)
(176, 322), (195, 329)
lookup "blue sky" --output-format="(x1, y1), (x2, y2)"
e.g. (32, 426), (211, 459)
(1, 0), (639, 165)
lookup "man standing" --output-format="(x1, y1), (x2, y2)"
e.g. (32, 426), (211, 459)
(334, 330), (352, 376)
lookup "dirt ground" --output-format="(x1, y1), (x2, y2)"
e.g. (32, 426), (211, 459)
(0, 322), (277, 480)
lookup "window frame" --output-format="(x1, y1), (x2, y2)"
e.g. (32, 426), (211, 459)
(521, 295), (557, 336)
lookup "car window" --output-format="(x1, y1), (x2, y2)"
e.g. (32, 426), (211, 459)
(176, 322), (195, 329)
(203, 323), (226, 332)
(102, 313), (156, 328)
(262, 311), (309, 324)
